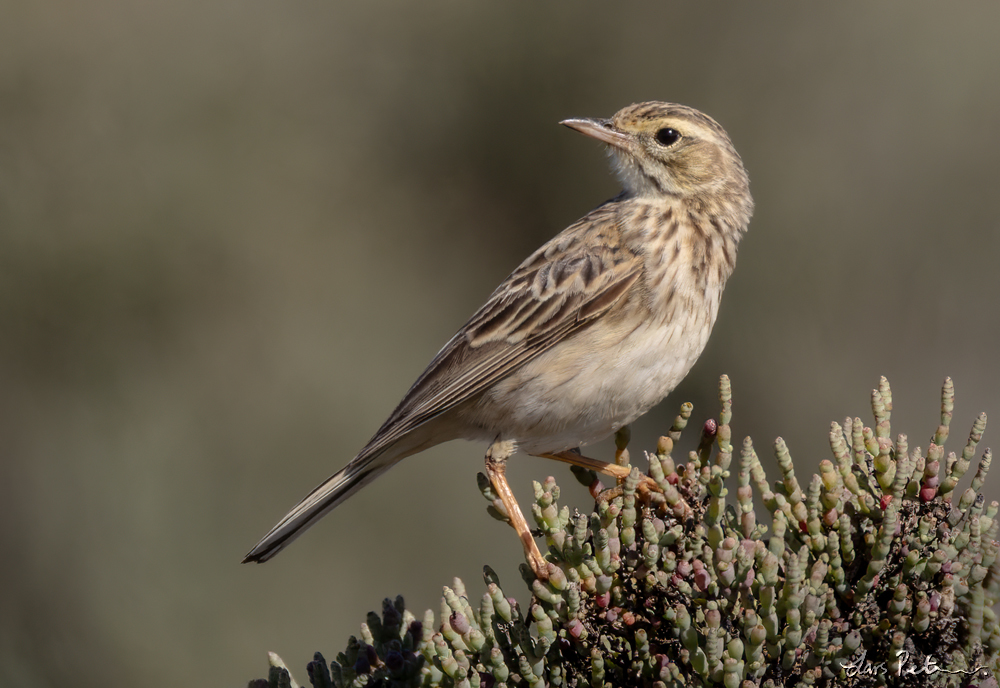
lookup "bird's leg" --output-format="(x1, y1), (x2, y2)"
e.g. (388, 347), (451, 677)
(535, 449), (632, 479)
(536, 449), (693, 519)
(534, 449), (661, 494)
(485, 439), (549, 580)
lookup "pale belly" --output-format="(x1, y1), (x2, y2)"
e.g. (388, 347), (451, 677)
(453, 306), (715, 454)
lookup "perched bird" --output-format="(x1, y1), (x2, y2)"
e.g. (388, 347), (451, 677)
(243, 101), (754, 577)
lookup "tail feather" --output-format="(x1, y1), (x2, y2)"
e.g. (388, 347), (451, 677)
(243, 420), (456, 563)
(242, 448), (396, 563)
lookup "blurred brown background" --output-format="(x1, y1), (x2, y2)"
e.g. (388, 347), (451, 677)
(2, 2), (999, 686)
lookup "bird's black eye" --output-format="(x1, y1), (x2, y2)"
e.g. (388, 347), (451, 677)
(655, 127), (680, 146)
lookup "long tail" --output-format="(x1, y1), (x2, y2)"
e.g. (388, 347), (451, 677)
(242, 445), (400, 563)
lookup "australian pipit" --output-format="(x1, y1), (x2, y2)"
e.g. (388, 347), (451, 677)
(243, 102), (754, 578)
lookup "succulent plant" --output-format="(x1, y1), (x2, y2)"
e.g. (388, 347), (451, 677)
(250, 377), (998, 687)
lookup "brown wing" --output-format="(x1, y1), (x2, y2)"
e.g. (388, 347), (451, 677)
(358, 201), (644, 458)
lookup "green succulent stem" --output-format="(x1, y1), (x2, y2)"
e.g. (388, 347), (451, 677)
(253, 377), (998, 688)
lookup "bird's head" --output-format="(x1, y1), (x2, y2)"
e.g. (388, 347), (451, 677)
(562, 101), (749, 202)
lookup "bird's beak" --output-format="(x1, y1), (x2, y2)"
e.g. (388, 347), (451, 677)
(560, 118), (631, 150)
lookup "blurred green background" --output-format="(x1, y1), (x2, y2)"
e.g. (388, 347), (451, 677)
(2, 2), (999, 686)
